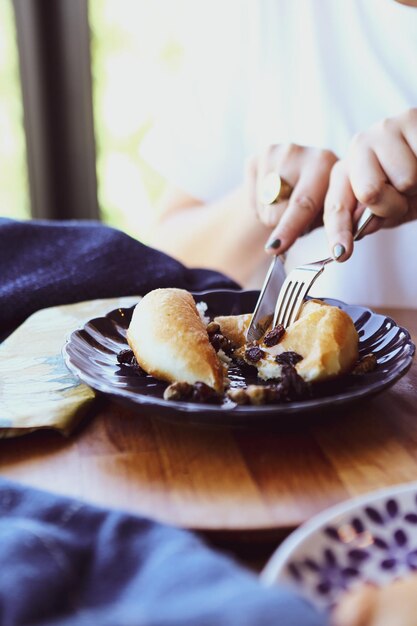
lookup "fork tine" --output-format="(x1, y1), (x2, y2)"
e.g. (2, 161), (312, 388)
(272, 278), (294, 327)
(274, 279), (301, 329)
(283, 280), (308, 327)
(273, 276), (306, 329)
(273, 265), (325, 329)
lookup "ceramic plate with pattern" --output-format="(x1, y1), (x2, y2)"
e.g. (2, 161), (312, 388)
(63, 290), (415, 424)
(262, 481), (417, 612)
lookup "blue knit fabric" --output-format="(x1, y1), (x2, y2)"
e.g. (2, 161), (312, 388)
(0, 479), (327, 626)
(0, 218), (239, 338)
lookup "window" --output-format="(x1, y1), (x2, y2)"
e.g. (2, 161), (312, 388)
(0, 0), (29, 219)
(4, 0), (194, 231)
(89, 0), (193, 242)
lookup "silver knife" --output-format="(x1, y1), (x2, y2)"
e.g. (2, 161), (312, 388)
(246, 255), (287, 342)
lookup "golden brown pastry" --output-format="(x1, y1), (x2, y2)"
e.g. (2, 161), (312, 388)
(213, 313), (251, 348)
(276, 299), (359, 382)
(127, 288), (224, 393)
(217, 299), (359, 383)
(332, 574), (417, 626)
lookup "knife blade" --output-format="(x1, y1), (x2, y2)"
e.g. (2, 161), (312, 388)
(246, 255), (287, 343)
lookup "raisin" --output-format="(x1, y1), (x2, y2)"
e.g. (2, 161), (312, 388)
(245, 346), (265, 363)
(210, 333), (233, 354)
(163, 382), (194, 401)
(275, 351), (303, 366)
(352, 353), (377, 375)
(209, 333), (221, 351)
(279, 364), (310, 400)
(164, 381), (221, 404)
(117, 349), (146, 375)
(117, 349), (135, 365)
(206, 322), (221, 335)
(192, 381), (222, 404)
(227, 369), (311, 406)
(264, 324), (285, 346)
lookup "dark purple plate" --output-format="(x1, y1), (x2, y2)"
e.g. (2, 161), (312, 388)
(62, 290), (415, 424)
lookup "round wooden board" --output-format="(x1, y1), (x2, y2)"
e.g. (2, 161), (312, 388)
(0, 308), (416, 551)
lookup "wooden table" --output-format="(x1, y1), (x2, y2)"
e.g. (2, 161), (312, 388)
(1, 307), (416, 566)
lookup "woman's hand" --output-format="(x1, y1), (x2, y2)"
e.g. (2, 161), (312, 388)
(324, 108), (417, 261)
(246, 143), (338, 254)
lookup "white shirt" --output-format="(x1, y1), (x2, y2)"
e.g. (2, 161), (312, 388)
(142, 0), (417, 307)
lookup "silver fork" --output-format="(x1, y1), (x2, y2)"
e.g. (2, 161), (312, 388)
(272, 206), (375, 329)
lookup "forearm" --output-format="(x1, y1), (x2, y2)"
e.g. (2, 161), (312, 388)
(151, 187), (271, 285)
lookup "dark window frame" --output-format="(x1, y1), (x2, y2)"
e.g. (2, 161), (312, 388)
(13, 0), (99, 220)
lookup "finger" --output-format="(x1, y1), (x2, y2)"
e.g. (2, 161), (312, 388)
(255, 146), (280, 216)
(367, 184), (408, 222)
(348, 143), (386, 205)
(265, 151), (336, 254)
(257, 144), (302, 228)
(348, 145), (409, 220)
(260, 199), (289, 229)
(379, 195), (417, 228)
(245, 155), (289, 228)
(373, 131), (417, 195)
(244, 155), (259, 217)
(401, 108), (417, 158)
(332, 586), (378, 626)
(323, 161), (356, 261)
(352, 203), (384, 238)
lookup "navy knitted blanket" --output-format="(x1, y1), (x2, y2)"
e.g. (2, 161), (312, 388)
(0, 218), (239, 338)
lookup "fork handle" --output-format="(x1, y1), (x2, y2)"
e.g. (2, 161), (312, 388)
(353, 207), (375, 241)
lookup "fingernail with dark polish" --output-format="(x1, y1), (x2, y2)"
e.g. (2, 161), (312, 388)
(333, 243), (346, 260)
(265, 237), (281, 251)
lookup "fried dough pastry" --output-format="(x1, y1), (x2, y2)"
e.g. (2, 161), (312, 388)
(278, 299), (359, 382)
(216, 299), (359, 383)
(127, 288), (224, 393)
